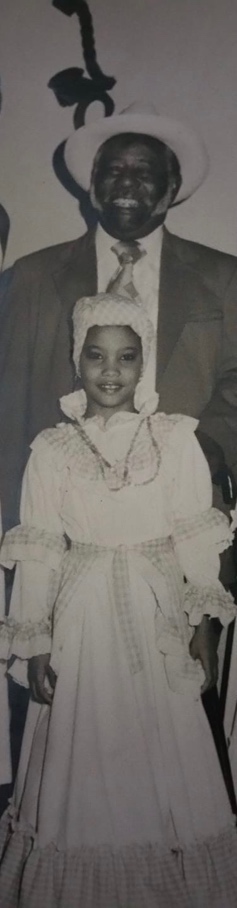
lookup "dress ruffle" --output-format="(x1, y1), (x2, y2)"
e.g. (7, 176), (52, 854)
(184, 582), (235, 627)
(1, 810), (237, 908)
(0, 525), (67, 570)
(0, 616), (51, 663)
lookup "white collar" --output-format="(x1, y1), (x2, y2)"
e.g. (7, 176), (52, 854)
(96, 223), (164, 259)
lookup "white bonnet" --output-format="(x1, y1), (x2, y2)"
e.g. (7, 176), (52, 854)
(72, 292), (154, 376)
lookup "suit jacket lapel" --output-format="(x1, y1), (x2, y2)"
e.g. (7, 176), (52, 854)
(156, 228), (191, 386)
(53, 227), (97, 312)
(156, 229), (224, 414)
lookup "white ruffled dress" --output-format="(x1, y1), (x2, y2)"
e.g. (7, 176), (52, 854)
(0, 393), (237, 908)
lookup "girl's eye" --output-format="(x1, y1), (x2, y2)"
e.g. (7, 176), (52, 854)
(85, 350), (103, 360)
(121, 353), (136, 362)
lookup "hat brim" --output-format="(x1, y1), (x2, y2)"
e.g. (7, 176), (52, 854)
(64, 112), (209, 204)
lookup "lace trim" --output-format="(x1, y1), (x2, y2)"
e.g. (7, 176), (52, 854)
(184, 583), (236, 627)
(0, 617), (51, 661)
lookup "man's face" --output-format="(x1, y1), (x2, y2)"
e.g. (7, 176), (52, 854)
(90, 134), (176, 240)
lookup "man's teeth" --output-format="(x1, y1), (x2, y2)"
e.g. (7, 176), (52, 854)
(113, 199), (138, 208)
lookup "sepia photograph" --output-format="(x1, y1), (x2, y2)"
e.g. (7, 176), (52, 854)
(1, 1), (237, 905)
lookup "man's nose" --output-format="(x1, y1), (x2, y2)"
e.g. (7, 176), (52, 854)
(117, 170), (137, 190)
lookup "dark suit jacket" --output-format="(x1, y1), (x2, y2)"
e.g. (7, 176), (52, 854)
(1, 226), (237, 529)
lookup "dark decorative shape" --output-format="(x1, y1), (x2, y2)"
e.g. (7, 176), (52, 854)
(48, 68), (85, 106)
(53, 0), (79, 13)
(73, 90), (114, 129)
(48, 68), (114, 128)
(52, 0), (116, 91)
(0, 203), (10, 266)
(52, 141), (97, 228)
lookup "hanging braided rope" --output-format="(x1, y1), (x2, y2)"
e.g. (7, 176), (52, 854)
(52, 0), (116, 95)
(76, 0), (115, 89)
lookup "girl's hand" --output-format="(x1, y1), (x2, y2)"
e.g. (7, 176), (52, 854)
(189, 616), (219, 694)
(28, 653), (56, 705)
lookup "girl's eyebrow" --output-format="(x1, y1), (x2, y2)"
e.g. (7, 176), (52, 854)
(84, 344), (139, 352)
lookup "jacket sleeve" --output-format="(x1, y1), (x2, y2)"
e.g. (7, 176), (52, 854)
(198, 264), (237, 482)
(0, 262), (34, 530)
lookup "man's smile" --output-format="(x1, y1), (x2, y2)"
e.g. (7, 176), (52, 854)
(113, 198), (139, 208)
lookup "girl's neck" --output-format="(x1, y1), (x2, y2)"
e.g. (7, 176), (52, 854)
(84, 401), (137, 423)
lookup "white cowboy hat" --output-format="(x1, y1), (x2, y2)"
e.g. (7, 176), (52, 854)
(64, 102), (209, 204)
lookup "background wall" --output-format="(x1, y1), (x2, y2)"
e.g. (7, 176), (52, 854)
(1, 0), (237, 266)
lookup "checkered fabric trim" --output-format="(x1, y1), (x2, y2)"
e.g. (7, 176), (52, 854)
(52, 537), (174, 676)
(0, 525), (67, 570)
(37, 413), (184, 490)
(184, 582), (235, 627)
(51, 536), (204, 695)
(173, 507), (232, 542)
(0, 616), (51, 661)
(1, 816), (237, 908)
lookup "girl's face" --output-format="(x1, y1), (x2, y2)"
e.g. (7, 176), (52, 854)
(80, 325), (143, 421)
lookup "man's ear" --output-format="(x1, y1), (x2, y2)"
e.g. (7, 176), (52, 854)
(89, 176), (98, 210)
(154, 181), (177, 216)
(170, 171), (182, 205)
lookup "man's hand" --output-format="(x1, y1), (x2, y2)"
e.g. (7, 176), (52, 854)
(28, 653), (56, 705)
(189, 615), (220, 693)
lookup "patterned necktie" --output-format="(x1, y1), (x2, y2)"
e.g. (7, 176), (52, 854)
(107, 240), (146, 299)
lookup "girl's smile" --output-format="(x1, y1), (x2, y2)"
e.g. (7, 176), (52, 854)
(79, 324), (143, 421)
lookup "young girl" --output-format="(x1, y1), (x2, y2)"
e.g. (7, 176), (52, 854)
(0, 292), (237, 908)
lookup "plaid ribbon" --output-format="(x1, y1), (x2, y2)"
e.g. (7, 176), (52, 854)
(52, 536), (180, 675)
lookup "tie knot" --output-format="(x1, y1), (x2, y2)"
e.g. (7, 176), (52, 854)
(111, 240), (144, 267)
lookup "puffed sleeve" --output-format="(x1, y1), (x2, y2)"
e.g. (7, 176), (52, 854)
(0, 433), (67, 682)
(167, 418), (236, 628)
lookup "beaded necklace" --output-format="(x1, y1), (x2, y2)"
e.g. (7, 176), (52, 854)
(75, 416), (161, 491)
